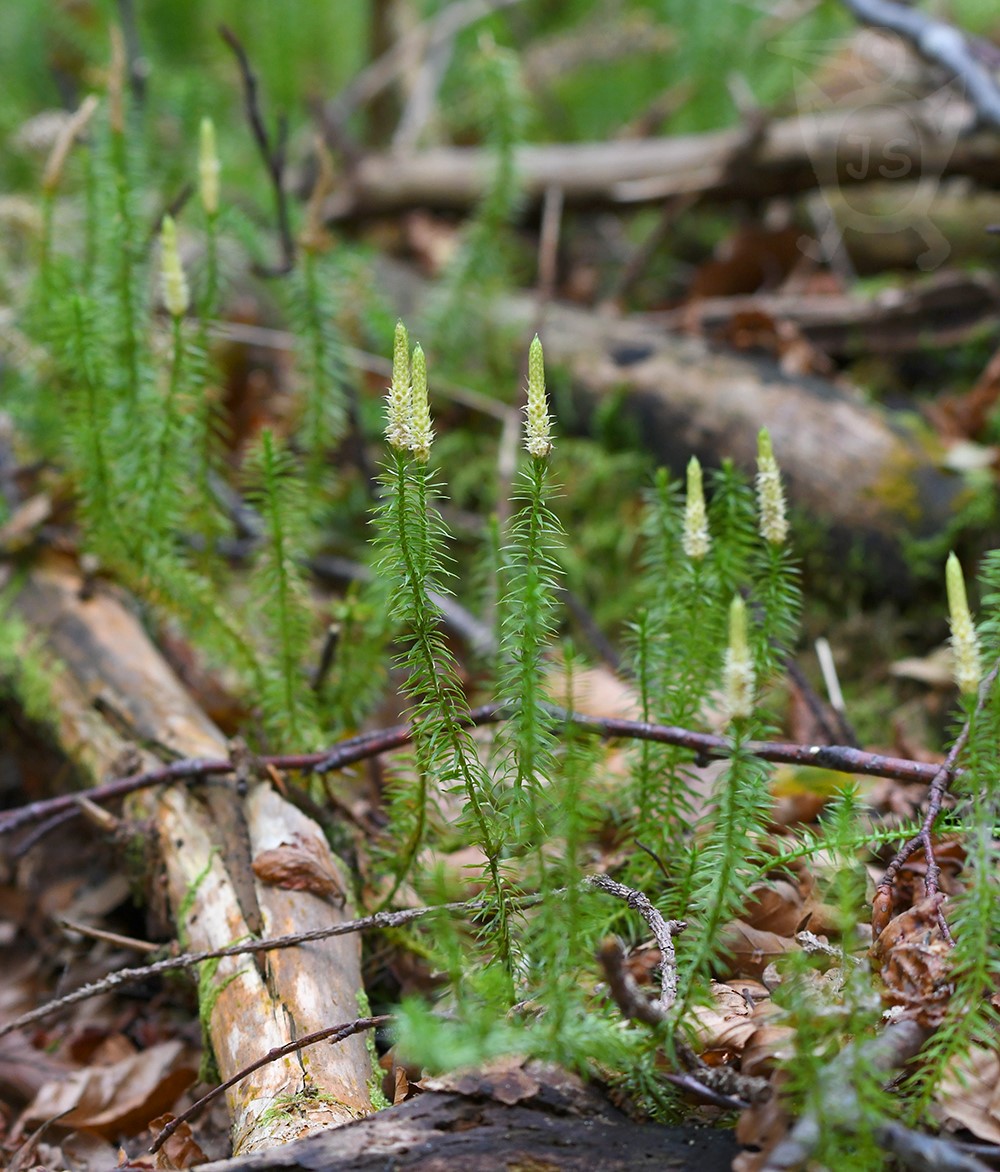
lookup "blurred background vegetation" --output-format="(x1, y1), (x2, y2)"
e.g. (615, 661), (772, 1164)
(3, 0), (1000, 733)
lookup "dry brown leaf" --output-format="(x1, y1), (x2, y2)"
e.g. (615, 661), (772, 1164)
(889, 646), (956, 688)
(687, 981), (759, 1056)
(425, 1060), (541, 1106)
(933, 1046), (1000, 1144)
(744, 880), (804, 937)
(719, 921), (796, 979)
(252, 835), (343, 901)
(145, 1114), (207, 1169)
(21, 1039), (197, 1138)
(27, 1132), (116, 1172)
(870, 894), (953, 1026)
(740, 1022), (796, 1080)
(733, 1072), (794, 1172)
(544, 663), (640, 720)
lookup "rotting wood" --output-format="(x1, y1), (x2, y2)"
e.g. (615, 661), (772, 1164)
(322, 97), (990, 220)
(192, 1065), (740, 1172)
(9, 554), (375, 1154)
(652, 271), (1000, 360)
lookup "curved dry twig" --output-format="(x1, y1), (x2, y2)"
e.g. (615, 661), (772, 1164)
(149, 1015), (391, 1155)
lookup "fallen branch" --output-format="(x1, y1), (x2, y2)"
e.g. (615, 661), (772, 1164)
(6, 561), (377, 1153)
(1, 701), (951, 841)
(320, 97), (988, 219)
(191, 1069), (740, 1172)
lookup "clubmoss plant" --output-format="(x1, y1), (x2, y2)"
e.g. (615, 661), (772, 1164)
(749, 429), (801, 679)
(374, 323), (515, 987)
(946, 551), (981, 697)
(905, 552), (997, 1116)
(682, 456), (710, 561)
(673, 594), (773, 1015)
(144, 215), (190, 554)
(244, 428), (323, 749)
(493, 336), (563, 825)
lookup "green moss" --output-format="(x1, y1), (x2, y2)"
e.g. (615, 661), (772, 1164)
(175, 849), (217, 950)
(864, 448), (924, 525)
(196, 951), (250, 1085)
(256, 1087), (365, 1130)
(0, 592), (59, 731)
(356, 988), (390, 1111)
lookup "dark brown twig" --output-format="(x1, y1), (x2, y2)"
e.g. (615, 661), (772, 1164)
(662, 1072), (750, 1112)
(785, 654), (852, 749)
(1, 702), (955, 842)
(9, 808), (80, 858)
(149, 1015), (391, 1154)
(219, 24), (295, 275)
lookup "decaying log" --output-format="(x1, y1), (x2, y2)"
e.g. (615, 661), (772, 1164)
(324, 97), (993, 219)
(8, 555), (376, 1154)
(654, 271), (1000, 359)
(378, 260), (968, 591)
(195, 1063), (740, 1172)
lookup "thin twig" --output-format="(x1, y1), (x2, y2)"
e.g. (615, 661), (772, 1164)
(9, 808), (81, 858)
(219, 24), (295, 275)
(1, 702), (955, 841)
(662, 1072), (750, 1111)
(149, 1015), (391, 1154)
(589, 874), (684, 1012)
(596, 936), (667, 1027)
(0, 901), (473, 1039)
(59, 918), (160, 954)
(784, 654), (845, 748)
